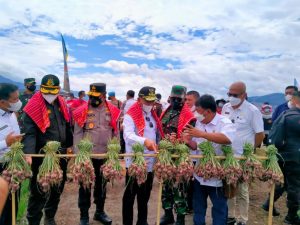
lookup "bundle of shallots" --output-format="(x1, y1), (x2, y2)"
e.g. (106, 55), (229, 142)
(37, 141), (63, 192)
(195, 141), (224, 181)
(1, 142), (32, 192)
(221, 145), (243, 187)
(153, 139), (176, 182)
(101, 137), (123, 183)
(261, 145), (283, 184)
(70, 139), (95, 189)
(128, 142), (148, 185)
(174, 143), (194, 183)
(240, 143), (263, 183)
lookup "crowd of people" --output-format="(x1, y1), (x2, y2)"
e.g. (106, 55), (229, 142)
(0, 74), (299, 225)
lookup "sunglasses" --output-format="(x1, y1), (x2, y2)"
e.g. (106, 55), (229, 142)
(227, 92), (241, 98)
(145, 116), (154, 128)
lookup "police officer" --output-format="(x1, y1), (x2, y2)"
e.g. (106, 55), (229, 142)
(18, 78), (36, 132)
(73, 83), (121, 225)
(160, 85), (196, 225)
(269, 91), (300, 225)
(22, 74), (73, 225)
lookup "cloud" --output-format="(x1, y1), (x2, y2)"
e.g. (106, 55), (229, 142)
(122, 51), (156, 60)
(76, 43), (88, 47)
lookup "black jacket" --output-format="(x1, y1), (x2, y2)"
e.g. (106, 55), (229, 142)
(22, 100), (73, 154)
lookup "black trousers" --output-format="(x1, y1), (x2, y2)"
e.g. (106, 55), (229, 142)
(78, 159), (107, 218)
(122, 171), (154, 225)
(27, 157), (67, 225)
(280, 161), (300, 218)
(0, 163), (19, 225)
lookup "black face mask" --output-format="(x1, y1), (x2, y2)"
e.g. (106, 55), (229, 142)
(90, 97), (102, 108)
(171, 97), (184, 110)
(27, 85), (36, 92)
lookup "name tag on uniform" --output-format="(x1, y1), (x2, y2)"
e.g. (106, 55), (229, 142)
(225, 112), (230, 115)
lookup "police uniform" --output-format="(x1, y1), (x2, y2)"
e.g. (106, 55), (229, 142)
(18, 78), (36, 132)
(22, 74), (73, 225)
(73, 83), (121, 225)
(160, 85), (196, 225)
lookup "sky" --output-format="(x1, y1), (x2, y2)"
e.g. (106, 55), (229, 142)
(0, 0), (299, 100)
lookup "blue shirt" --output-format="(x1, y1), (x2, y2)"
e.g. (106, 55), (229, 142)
(272, 102), (289, 122)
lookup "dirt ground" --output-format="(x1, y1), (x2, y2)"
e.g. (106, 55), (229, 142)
(53, 167), (288, 225)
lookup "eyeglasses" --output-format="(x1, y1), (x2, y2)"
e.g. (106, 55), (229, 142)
(227, 92), (241, 98)
(145, 116), (154, 128)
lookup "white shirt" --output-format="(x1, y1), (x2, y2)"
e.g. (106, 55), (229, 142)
(123, 98), (136, 114)
(193, 113), (236, 187)
(0, 109), (20, 162)
(123, 112), (157, 172)
(222, 100), (264, 155)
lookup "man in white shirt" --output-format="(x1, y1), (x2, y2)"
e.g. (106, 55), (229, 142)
(122, 90), (136, 114)
(0, 83), (24, 225)
(122, 86), (163, 225)
(222, 81), (264, 225)
(184, 94), (236, 225)
(185, 90), (200, 113)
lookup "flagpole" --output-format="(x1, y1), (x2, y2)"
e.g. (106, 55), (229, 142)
(61, 34), (70, 93)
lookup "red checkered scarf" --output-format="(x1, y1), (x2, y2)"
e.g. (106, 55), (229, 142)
(23, 91), (70, 133)
(126, 102), (164, 138)
(72, 100), (121, 133)
(160, 103), (196, 138)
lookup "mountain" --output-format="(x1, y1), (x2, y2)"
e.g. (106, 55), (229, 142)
(248, 93), (285, 107)
(0, 75), (24, 89)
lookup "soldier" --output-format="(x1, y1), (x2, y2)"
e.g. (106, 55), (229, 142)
(18, 78), (36, 132)
(73, 83), (121, 225)
(22, 74), (73, 225)
(160, 85), (196, 225)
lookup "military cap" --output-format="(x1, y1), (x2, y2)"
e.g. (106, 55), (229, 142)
(108, 91), (115, 97)
(138, 86), (156, 101)
(24, 78), (36, 85)
(40, 74), (60, 95)
(170, 85), (187, 98)
(87, 83), (106, 97)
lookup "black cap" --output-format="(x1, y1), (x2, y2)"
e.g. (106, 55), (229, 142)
(138, 86), (156, 101)
(24, 78), (36, 85)
(87, 83), (106, 97)
(40, 74), (60, 94)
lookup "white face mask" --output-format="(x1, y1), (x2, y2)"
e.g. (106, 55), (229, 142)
(142, 104), (153, 113)
(288, 101), (295, 109)
(7, 100), (22, 112)
(229, 96), (241, 107)
(285, 94), (292, 102)
(194, 111), (205, 122)
(43, 94), (58, 104)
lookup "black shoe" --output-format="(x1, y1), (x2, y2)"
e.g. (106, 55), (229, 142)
(136, 221), (149, 225)
(44, 217), (57, 225)
(237, 222), (246, 225)
(160, 210), (175, 225)
(93, 211), (112, 225)
(175, 214), (185, 225)
(284, 215), (300, 224)
(227, 217), (236, 225)
(79, 218), (90, 225)
(261, 202), (280, 216)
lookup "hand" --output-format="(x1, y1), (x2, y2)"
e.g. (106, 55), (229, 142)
(67, 147), (73, 154)
(144, 139), (157, 152)
(25, 156), (32, 165)
(5, 132), (24, 147)
(166, 132), (177, 144)
(181, 131), (191, 144)
(184, 124), (205, 138)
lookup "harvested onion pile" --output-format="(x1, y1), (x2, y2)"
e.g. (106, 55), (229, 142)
(221, 145), (243, 187)
(101, 137), (123, 183)
(261, 145), (283, 184)
(128, 142), (147, 185)
(174, 143), (194, 183)
(153, 139), (176, 182)
(70, 139), (95, 189)
(1, 142), (32, 193)
(37, 141), (63, 193)
(240, 143), (263, 183)
(195, 141), (224, 181)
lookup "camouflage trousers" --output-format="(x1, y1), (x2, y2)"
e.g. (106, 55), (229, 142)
(162, 181), (189, 215)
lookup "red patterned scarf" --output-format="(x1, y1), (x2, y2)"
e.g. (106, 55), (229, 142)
(72, 101), (121, 133)
(23, 91), (70, 133)
(160, 103), (196, 138)
(126, 102), (164, 137)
